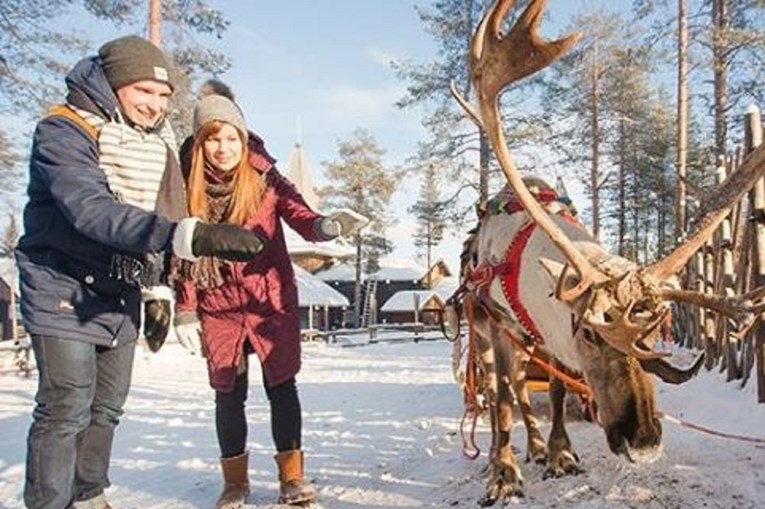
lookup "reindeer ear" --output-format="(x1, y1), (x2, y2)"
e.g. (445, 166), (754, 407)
(539, 258), (581, 299)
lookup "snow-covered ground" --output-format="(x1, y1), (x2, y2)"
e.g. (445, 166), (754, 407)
(1, 333), (764, 508)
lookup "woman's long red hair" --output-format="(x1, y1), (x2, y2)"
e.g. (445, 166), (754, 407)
(187, 120), (265, 225)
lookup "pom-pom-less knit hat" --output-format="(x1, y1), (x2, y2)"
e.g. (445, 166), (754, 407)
(193, 95), (247, 138)
(98, 35), (174, 91)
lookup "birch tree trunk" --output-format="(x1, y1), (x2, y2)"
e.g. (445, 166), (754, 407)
(675, 0), (689, 242)
(589, 43), (602, 241)
(148, 0), (161, 46)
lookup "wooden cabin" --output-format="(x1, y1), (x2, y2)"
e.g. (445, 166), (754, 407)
(379, 290), (446, 325)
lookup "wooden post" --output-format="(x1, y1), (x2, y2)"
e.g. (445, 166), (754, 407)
(745, 104), (765, 403)
(693, 250), (705, 350)
(703, 239), (717, 369)
(719, 155), (741, 380)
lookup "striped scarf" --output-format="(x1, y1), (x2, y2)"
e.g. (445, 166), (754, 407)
(72, 106), (177, 211)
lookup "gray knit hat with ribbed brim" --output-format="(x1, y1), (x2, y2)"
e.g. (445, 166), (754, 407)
(98, 35), (174, 91)
(193, 95), (247, 138)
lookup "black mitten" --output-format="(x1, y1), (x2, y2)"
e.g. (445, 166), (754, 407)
(192, 223), (264, 261)
(144, 299), (172, 353)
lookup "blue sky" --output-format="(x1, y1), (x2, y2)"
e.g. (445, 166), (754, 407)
(212, 1), (437, 171)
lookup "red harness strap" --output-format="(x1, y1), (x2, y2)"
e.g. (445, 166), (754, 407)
(463, 220), (547, 343)
(465, 260), (513, 293)
(468, 209), (584, 344)
(499, 221), (544, 342)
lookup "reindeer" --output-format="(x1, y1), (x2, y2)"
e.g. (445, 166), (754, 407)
(448, 0), (765, 505)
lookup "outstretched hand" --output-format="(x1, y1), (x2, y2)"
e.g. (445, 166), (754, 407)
(328, 208), (369, 237)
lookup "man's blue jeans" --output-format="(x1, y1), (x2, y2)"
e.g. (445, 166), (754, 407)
(24, 335), (135, 509)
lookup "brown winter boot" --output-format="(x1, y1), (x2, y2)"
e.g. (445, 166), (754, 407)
(274, 450), (317, 505)
(216, 452), (250, 509)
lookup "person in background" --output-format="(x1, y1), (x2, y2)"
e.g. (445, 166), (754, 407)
(174, 86), (364, 508)
(17, 36), (265, 509)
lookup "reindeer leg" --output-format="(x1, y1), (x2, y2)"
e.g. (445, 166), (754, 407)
(475, 330), (498, 475)
(480, 321), (524, 506)
(544, 357), (583, 478)
(511, 342), (547, 464)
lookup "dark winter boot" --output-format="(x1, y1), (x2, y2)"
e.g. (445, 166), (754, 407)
(275, 450), (316, 505)
(217, 452), (250, 509)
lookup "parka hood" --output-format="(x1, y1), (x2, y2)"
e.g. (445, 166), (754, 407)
(64, 56), (120, 120)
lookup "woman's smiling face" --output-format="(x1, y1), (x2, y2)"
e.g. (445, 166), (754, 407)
(203, 123), (243, 172)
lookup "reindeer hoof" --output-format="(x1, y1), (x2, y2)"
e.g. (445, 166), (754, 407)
(479, 493), (498, 507)
(480, 485), (524, 507)
(482, 466), (525, 505)
(525, 439), (548, 465)
(544, 450), (584, 479)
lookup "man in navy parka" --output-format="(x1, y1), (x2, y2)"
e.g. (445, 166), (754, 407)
(16, 35), (265, 509)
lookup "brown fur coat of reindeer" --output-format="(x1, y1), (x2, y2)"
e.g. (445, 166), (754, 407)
(447, 0), (765, 505)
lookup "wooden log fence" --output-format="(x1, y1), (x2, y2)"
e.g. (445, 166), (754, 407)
(683, 104), (765, 403)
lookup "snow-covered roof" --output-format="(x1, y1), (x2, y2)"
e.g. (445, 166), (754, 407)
(431, 276), (460, 300)
(373, 265), (424, 282)
(314, 263), (359, 282)
(372, 258), (427, 281)
(294, 264), (349, 307)
(316, 259), (428, 283)
(380, 290), (444, 312)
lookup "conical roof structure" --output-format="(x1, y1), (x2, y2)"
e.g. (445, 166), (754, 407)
(285, 143), (320, 211)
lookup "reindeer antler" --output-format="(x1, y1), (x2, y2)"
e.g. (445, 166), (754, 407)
(645, 135), (765, 281)
(456, 0), (599, 301)
(583, 301), (670, 360)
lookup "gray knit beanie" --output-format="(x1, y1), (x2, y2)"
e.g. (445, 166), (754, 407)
(193, 95), (247, 138)
(98, 35), (174, 91)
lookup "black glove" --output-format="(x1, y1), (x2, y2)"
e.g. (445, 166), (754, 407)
(143, 299), (172, 353)
(191, 222), (265, 261)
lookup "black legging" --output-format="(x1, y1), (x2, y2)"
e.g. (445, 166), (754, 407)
(215, 369), (302, 458)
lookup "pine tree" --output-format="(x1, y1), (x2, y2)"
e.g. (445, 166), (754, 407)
(409, 163), (447, 286)
(541, 10), (626, 241)
(319, 129), (399, 325)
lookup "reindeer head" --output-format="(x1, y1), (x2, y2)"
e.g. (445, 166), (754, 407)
(452, 0), (764, 462)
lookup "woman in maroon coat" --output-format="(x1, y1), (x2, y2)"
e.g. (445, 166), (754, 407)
(174, 92), (356, 508)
